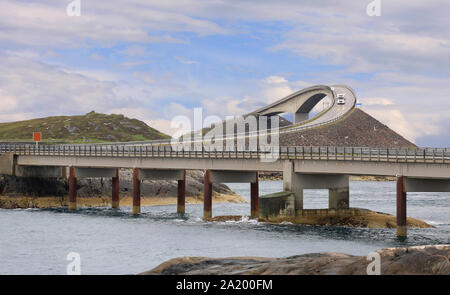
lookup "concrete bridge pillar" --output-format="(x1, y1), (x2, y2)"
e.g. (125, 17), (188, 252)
(177, 170), (186, 214)
(283, 161), (350, 213)
(133, 168), (141, 215)
(112, 168), (120, 208)
(68, 166), (77, 211)
(203, 170), (212, 220)
(283, 161), (303, 215)
(329, 186), (350, 210)
(396, 176), (407, 238)
(250, 172), (259, 218)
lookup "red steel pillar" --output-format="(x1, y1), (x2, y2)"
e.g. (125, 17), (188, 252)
(177, 170), (186, 214)
(133, 168), (141, 215)
(396, 176), (407, 238)
(203, 170), (212, 220)
(112, 168), (120, 208)
(68, 166), (77, 211)
(250, 172), (259, 219)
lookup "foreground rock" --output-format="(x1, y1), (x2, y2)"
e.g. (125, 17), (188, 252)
(257, 208), (432, 228)
(142, 245), (450, 275)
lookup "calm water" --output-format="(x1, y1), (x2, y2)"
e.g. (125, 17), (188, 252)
(0, 180), (449, 275)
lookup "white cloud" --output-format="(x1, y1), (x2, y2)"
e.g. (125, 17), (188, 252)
(264, 75), (288, 84)
(119, 60), (151, 68)
(174, 56), (199, 65)
(119, 45), (152, 57)
(0, 1), (227, 47)
(146, 119), (178, 136)
(89, 53), (105, 61)
(362, 108), (442, 143)
(360, 98), (394, 106)
(1, 0), (449, 146)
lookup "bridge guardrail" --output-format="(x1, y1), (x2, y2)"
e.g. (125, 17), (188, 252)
(1, 144), (449, 164)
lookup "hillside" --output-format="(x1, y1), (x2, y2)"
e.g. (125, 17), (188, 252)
(280, 109), (415, 148)
(0, 111), (170, 143)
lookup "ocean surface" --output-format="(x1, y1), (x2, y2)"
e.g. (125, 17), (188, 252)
(0, 180), (448, 275)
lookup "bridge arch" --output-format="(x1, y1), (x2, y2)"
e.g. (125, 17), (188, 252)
(248, 85), (335, 124)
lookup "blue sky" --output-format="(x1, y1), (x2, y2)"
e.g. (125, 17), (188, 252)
(0, 0), (449, 147)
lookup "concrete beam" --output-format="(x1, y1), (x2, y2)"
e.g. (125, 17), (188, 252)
(16, 155), (283, 172)
(289, 173), (349, 190)
(74, 167), (116, 178)
(14, 155), (450, 179)
(293, 160), (450, 179)
(405, 178), (450, 192)
(16, 165), (62, 178)
(139, 169), (185, 181)
(210, 170), (257, 183)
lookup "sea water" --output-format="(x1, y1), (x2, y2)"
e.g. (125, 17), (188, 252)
(0, 180), (448, 274)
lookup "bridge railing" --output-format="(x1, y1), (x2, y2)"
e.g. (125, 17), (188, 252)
(1, 144), (449, 164)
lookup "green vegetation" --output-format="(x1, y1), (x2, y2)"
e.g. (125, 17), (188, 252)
(0, 111), (170, 143)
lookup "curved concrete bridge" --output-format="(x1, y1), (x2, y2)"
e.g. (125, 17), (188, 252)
(1, 145), (449, 238)
(0, 85), (448, 238)
(64, 84), (357, 147)
(248, 84), (356, 127)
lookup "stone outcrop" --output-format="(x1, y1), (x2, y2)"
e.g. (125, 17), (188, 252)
(280, 109), (415, 148)
(142, 245), (450, 275)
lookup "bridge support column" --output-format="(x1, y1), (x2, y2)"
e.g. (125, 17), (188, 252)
(133, 168), (141, 215)
(250, 172), (259, 218)
(112, 168), (120, 208)
(284, 161), (350, 213)
(203, 170), (212, 220)
(396, 176), (407, 238)
(283, 161), (303, 215)
(329, 186), (349, 210)
(68, 166), (77, 211)
(177, 170), (186, 214)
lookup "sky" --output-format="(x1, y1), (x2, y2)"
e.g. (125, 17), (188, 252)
(0, 0), (449, 147)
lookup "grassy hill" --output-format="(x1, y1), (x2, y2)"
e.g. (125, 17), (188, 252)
(0, 111), (170, 143)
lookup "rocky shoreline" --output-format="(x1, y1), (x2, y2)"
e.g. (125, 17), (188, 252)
(0, 170), (247, 209)
(0, 193), (247, 209)
(209, 209), (432, 229)
(142, 244), (450, 275)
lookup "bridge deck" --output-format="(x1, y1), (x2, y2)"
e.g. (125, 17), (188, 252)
(2, 144), (449, 178)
